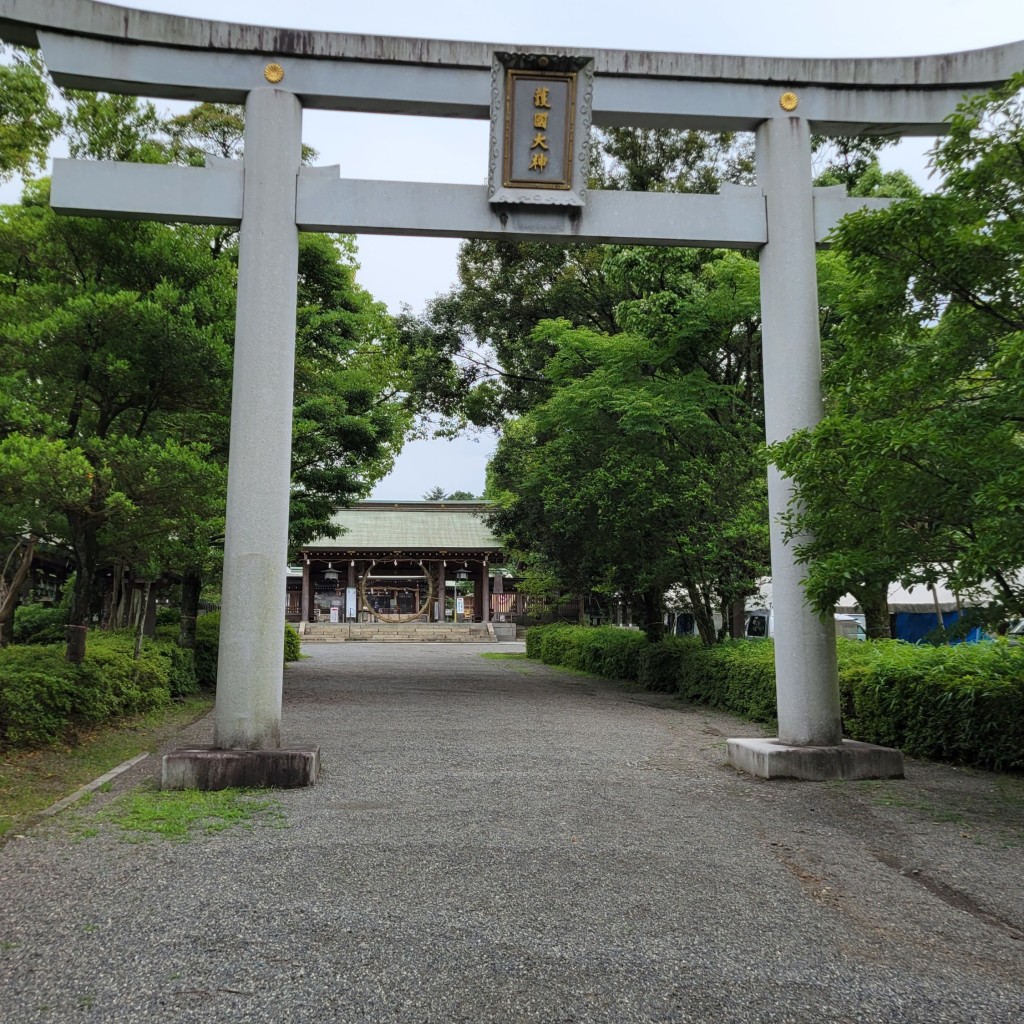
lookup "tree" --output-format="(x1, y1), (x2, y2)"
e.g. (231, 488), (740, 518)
(597, 126), (754, 194)
(0, 84), (423, 657)
(0, 47), (61, 181)
(422, 486), (476, 500)
(397, 128), (759, 427)
(0, 174), (236, 660)
(488, 322), (767, 643)
(403, 130), (772, 635)
(288, 232), (412, 550)
(772, 73), (1024, 626)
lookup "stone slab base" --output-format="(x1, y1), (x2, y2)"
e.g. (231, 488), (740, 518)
(726, 737), (904, 781)
(161, 746), (320, 790)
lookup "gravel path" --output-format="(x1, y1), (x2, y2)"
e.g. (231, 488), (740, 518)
(1, 642), (1022, 1023)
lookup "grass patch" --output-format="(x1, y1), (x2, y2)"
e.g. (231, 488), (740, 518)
(479, 652), (529, 660)
(0, 695), (213, 840)
(89, 786), (287, 842)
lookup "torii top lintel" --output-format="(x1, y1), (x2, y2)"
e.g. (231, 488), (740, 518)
(3, 0), (1023, 135)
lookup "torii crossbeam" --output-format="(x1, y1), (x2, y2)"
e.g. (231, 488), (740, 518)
(4, 0), (1021, 785)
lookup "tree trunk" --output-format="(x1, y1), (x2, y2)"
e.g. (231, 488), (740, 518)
(642, 588), (664, 642)
(66, 568), (94, 664)
(730, 597), (747, 639)
(133, 579), (152, 661)
(685, 581), (717, 646)
(105, 563), (123, 630)
(178, 570), (202, 649)
(65, 519), (99, 664)
(860, 582), (891, 640)
(0, 536), (37, 646)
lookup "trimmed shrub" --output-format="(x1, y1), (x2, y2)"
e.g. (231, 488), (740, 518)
(12, 602), (66, 645)
(159, 645), (198, 699)
(524, 625), (546, 660)
(284, 624), (301, 662)
(839, 640), (1024, 771)
(155, 606), (180, 626)
(524, 624), (1024, 771)
(664, 638), (779, 722)
(0, 631), (196, 747)
(194, 611), (221, 688)
(638, 636), (699, 692)
(0, 646), (79, 746)
(526, 624), (647, 682)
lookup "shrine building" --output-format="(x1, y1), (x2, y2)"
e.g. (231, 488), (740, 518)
(287, 501), (518, 624)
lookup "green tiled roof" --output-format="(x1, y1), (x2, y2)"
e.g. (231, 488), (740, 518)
(305, 501), (501, 553)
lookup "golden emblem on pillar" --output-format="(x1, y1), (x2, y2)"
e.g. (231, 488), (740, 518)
(264, 63), (285, 84)
(779, 91), (799, 111)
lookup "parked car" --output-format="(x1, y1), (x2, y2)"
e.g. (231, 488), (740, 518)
(744, 609), (866, 640)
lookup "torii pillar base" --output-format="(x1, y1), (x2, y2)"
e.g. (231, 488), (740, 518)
(161, 746), (320, 790)
(727, 737), (903, 781)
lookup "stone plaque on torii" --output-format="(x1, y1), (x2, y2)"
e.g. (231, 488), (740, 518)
(3, 0), (1021, 784)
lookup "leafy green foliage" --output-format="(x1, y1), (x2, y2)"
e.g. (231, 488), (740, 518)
(596, 127), (754, 194)
(526, 624), (647, 681)
(0, 92), (415, 659)
(283, 624), (301, 663)
(289, 233), (412, 550)
(529, 625), (1024, 771)
(810, 135), (915, 196)
(0, 631), (199, 748)
(839, 640), (1024, 769)
(0, 48), (61, 181)
(62, 91), (168, 164)
(12, 601), (66, 645)
(489, 321), (768, 641)
(0, 165), (235, 653)
(194, 612), (221, 688)
(660, 637), (779, 722)
(422, 486), (476, 500)
(0, 646), (78, 746)
(773, 73), (1024, 621)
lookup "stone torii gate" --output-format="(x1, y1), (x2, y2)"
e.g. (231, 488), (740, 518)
(4, 1), (1021, 785)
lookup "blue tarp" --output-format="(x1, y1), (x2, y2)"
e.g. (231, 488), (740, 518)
(892, 610), (985, 644)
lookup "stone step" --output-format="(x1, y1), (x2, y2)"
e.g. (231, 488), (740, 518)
(300, 622), (495, 643)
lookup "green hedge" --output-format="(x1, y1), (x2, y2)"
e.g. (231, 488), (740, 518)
(12, 602), (66, 645)
(284, 623), (301, 662)
(527, 624), (647, 682)
(525, 624), (1024, 771)
(194, 612), (221, 688)
(1, 611), (302, 748)
(0, 631), (198, 748)
(839, 640), (1024, 771)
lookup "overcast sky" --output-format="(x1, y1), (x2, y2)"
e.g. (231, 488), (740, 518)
(34, 2), (1024, 497)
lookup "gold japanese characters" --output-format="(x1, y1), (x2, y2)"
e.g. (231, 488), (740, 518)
(488, 52), (594, 207)
(502, 69), (575, 189)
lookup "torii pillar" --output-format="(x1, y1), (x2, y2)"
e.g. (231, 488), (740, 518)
(164, 89), (320, 789)
(724, 112), (902, 780)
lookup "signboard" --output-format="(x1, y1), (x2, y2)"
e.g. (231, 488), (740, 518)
(489, 52), (593, 207)
(456, 596), (465, 615)
(345, 587), (357, 620)
(329, 606), (339, 624)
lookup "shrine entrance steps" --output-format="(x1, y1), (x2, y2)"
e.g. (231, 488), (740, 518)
(300, 621), (503, 643)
